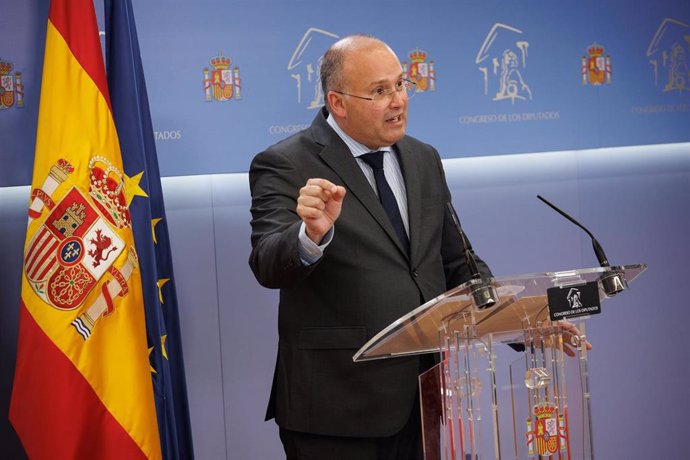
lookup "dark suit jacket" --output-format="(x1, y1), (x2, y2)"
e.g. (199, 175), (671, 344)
(248, 107), (490, 438)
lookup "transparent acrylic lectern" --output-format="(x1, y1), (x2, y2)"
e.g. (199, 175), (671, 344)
(353, 264), (646, 460)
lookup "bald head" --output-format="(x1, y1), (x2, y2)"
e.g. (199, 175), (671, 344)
(320, 35), (398, 111)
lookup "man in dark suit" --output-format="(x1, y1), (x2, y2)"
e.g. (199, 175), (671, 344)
(249, 35), (491, 460)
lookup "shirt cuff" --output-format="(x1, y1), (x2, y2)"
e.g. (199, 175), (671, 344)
(298, 222), (333, 266)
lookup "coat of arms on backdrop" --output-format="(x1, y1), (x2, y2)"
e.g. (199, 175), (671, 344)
(402, 48), (436, 93)
(203, 54), (241, 101)
(0, 59), (24, 109)
(582, 43), (612, 85)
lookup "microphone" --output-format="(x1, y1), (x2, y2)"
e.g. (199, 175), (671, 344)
(446, 202), (497, 309)
(537, 195), (627, 297)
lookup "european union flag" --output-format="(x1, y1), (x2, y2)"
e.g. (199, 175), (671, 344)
(105, 1), (194, 458)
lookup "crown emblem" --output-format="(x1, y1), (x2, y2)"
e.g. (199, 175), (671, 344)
(0, 61), (12, 76)
(588, 44), (604, 57)
(408, 48), (428, 63)
(88, 156), (131, 229)
(210, 54), (231, 70)
(46, 158), (75, 185)
(534, 403), (557, 420)
(55, 159), (75, 176)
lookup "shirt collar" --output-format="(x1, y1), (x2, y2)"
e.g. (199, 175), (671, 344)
(326, 112), (393, 158)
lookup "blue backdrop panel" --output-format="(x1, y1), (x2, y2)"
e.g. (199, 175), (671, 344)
(2, 0), (690, 185)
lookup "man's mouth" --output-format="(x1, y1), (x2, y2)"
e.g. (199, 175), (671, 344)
(386, 114), (403, 123)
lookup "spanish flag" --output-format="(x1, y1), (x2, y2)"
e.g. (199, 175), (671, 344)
(9, 1), (162, 458)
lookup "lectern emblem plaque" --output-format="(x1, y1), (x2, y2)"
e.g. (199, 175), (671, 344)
(526, 402), (568, 456)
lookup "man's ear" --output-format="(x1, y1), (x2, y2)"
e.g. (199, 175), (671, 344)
(326, 91), (346, 118)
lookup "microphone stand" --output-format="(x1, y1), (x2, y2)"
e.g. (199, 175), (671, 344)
(537, 195), (627, 297)
(446, 203), (497, 309)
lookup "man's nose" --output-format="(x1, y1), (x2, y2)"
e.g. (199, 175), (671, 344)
(388, 89), (406, 107)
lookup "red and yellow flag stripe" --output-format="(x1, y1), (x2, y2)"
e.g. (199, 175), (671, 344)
(10, 1), (161, 458)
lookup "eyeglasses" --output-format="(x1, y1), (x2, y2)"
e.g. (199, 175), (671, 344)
(332, 78), (416, 106)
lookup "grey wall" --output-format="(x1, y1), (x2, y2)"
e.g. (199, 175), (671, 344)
(2, 142), (689, 458)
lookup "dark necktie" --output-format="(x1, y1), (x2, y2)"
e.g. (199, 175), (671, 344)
(360, 151), (410, 254)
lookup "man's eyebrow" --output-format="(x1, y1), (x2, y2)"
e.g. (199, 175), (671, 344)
(366, 73), (405, 88)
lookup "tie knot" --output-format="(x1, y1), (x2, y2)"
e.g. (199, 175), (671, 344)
(360, 151), (385, 170)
